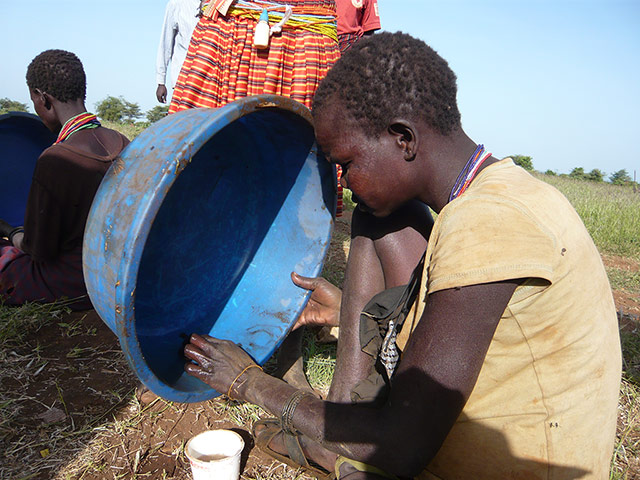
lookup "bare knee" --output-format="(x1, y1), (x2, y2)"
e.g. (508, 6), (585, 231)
(351, 201), (432, 288)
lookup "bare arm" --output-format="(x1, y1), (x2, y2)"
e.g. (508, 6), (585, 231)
(185, 279), (517, 477)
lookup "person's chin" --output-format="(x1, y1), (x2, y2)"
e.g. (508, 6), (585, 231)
(356, 202), (371, 213)
(357, 202), (388, 217)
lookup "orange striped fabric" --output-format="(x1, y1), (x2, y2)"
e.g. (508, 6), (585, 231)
(169, 4), (340, 111)
(169, 0), (343, 215)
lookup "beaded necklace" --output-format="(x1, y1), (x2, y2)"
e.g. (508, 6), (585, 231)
(55, 112), (101, 144)
(448, 144), (492, 202)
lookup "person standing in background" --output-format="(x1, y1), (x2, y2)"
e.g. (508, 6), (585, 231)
(169, 0), (340, 112)
(336, 0), (380, 53)
(156, 0), (201, 103)
(166, 0), (340, 396)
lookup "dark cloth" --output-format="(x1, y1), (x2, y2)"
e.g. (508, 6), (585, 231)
(0, 132), (128, 309)
(337, 31), (361, 53)
(350, 253), (425, 405)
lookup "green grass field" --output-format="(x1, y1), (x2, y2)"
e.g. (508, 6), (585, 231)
(535, 173), (640, 260)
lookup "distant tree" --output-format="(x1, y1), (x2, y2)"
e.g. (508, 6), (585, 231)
(146, 105), (169, 123)
(509, 155), (534, 171)
(585, 169), (605, 182)
(544, 169), (557, 176)
(569, 167), (586, 180)
(95, 96), (142, 123)
(610, 169), (632, 185)
(0, 98), (29, 115)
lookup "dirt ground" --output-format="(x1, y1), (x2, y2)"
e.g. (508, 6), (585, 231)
(1, 214), (638, 480)
(603, 253), (640, 317)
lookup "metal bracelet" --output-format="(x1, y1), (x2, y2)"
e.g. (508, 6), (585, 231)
(280, 390), (309, 435)
(8, 227), (24, 244)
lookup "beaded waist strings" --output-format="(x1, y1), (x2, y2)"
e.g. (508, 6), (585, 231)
(201, 0), (337, 40)
(55, 112), (101, 144)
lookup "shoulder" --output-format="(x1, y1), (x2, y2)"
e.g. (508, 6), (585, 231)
(427, 164), (563, 292)
(436, 189), (559, 259)
(30, 145), (80, 191)
(36, 144), (74, 168)
(162, 0), (180, 17)
(64, 126), (130, 158)
(97, 127), (130, 149)
(441, 169), (556, 237)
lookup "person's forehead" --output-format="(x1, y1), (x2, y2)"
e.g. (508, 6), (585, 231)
(314, 99), (361, 133)
(315, 111), (356, 145)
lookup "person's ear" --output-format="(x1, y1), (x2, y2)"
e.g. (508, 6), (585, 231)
(34, 89), (52, 110)
(42, 93), (52, 110)
(388, 120), (418, 161)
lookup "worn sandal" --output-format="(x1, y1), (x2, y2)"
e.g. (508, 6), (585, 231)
(253, 417), (335, 480)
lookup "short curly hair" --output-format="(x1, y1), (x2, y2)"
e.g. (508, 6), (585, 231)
(26, 49), (86, 102)
(313, 32), (461, 137)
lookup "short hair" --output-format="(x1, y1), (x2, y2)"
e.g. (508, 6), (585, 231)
(313, 32), (461, 137)
(26, 49), (86, 102)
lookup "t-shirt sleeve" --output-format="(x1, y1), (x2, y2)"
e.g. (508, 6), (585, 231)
(362, 0), (381, 32)
(427, 194), (559, 294)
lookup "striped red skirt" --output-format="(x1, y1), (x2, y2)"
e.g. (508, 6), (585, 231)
(169, 12), (341, 111)
(169, 8), (343, 214)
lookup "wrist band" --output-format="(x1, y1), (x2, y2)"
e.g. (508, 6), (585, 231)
(280, 390), (310, 435)
(8, 227), (24, 244)
(227, 364), (262, 399)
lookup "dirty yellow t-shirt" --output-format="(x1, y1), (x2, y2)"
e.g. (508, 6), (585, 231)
(397, 159), (621, 480)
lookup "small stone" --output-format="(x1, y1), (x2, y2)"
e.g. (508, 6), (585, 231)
(38, 407), (66, 424)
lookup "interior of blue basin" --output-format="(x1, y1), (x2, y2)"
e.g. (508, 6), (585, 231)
(133, 108), (335, 398)
(0, 112), (56, 226)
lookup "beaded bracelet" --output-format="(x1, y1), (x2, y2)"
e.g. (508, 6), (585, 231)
(227, 364), (262, 399)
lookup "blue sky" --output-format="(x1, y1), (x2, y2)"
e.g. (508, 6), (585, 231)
(1, 0), (638, 177)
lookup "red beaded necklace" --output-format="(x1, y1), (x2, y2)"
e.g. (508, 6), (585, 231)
(449, 144), (492, 202)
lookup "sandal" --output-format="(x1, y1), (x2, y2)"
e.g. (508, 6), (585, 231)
(253, 417), (335, 480)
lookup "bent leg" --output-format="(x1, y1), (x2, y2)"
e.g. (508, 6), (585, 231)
(327, 200), (432, 403)
(274, 327), (317, 394)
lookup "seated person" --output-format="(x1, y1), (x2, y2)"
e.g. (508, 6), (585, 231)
(183, 32), (621, 479)
(0, 50), (129, 310)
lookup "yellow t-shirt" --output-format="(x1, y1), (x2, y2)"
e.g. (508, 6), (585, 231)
(397, 159), (621, 480)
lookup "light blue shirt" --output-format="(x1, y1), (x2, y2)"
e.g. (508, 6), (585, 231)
(156, 0), (200, 88)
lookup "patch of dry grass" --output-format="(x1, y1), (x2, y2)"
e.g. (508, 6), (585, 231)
(612, 314), (640, 479)
(2, 214), (638, 479)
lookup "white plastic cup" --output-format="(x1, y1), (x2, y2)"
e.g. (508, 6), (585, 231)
(185, 429), (245, 480)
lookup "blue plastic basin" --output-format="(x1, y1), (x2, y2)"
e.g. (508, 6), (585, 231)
(83, 95), (335, 403)
(0, 112), (56, 226)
